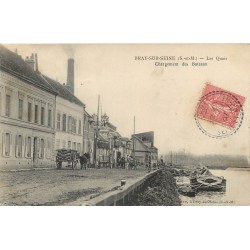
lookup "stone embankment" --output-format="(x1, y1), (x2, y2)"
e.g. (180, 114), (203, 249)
(127, 169), (181, 206)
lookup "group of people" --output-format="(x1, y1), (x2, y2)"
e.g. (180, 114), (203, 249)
(79, 153), (138, 169)
(79, 153), (161, 170)
(117, 155), (132, 169)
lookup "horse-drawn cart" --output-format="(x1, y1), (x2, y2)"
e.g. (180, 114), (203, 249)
(56, 149), (80, 169)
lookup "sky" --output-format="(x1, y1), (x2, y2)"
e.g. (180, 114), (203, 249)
(4, 44), (250, 157)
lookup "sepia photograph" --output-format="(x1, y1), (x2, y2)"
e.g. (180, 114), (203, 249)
(1, 2), (250, 250)
(0, 44), (249, 206)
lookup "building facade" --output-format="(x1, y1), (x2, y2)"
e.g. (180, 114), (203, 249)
(132, 131), (158, 166)
(0, 46), (57, 169)
(42, 75), (85, 156)
(132, 135), (152, 166)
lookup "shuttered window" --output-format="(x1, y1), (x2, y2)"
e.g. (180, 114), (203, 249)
(28, 102), (32, 122)
(47, 139), (51, 158)
(40, 139), (45, 158)
(18, 99), (23, 120)
(5, 95), (11, 117)
(35, 105), (38, 123)
(62, 114), (66, 131)
(26, 136), (32, 158)
(16, 135), (23, 157)
(41, 107), (45, 125)
(48, 109), (52, 127)
(57, 113), (61, 130)
(3, 132), (11, 156)
(78, 120), (81, 134)
(68, 116), (72, 132)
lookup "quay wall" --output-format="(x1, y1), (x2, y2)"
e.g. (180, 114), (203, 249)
(82, 170), (159, 206)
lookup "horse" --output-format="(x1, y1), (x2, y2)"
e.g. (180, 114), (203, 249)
(80, 153), (89, 169)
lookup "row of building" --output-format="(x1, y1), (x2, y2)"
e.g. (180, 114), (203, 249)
(0, 45), (158, 169)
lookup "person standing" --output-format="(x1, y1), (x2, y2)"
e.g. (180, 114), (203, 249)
(125, 154), (129, 170)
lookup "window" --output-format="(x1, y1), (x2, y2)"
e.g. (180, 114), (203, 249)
(62, 114), (66, 131)
(26, 136), (31, 158)
(5, 95), (10, 117)
(47, 139), (51, 158)
(78, 120), (82, 134)
(68, 141), (71, 149)
(16, 135), (22, 157)
(4, 133), (11, 156)
(40, 138), (45, 158)
(71, 118), (76, 133)
(68, 116), (72, 132)
(57, 113), (61, 130)
(48, 109), (52, 127)
(18, 99), (23, 120)
(28, 102), (32, 122)
(72, 142), (76, 150)
(41, 107), (45, 125)
(35, 105), (38, 123)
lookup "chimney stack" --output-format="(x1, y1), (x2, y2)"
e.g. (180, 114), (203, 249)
(25, 53), (35, 70)
(24, 53), (39, 72)
(67, 58), (74, 94)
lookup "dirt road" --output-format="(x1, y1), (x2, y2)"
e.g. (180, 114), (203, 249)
(0, 168), (148, 205)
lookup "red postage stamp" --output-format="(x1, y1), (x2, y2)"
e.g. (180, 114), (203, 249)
(196, 84), (245, 129)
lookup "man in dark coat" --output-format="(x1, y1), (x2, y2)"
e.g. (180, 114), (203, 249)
(80, 154), (88, 169)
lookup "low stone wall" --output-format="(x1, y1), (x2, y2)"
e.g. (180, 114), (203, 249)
(81, 170), (159, 206)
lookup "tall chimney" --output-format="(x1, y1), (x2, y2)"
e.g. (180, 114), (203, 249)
(67, 58), (74, 94)
(35, 53), (39, 72)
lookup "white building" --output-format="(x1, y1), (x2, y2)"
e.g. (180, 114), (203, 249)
(0, 45), (57, 169)
(42, 74), (85, 154)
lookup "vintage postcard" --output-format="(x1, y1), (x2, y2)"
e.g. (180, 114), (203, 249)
(0, 44), (249, 206)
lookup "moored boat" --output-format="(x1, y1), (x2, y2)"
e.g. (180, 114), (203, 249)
(190, 175), (226, 191)
(178, 185), (196, 197)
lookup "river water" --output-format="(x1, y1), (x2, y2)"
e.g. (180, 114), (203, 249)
(180, 169), (250, 206)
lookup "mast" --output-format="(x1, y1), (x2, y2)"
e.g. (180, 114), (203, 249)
(94, 95), (100, 168)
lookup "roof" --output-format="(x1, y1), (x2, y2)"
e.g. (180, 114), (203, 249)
(132, 135), (152, 152)
(0, 45), (57, 95)
(120, 137), (131, 142)
(98, 133), (109, 142)
(84, 110), (92, 117)
(134, 131), (154, 146)
(42, 74), (85, 107)
(106, 122), (117, 131)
